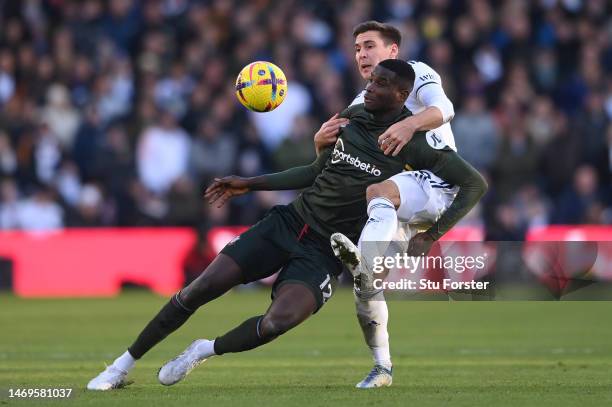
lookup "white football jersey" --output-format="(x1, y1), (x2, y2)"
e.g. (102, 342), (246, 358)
(350, 60), (456, 151)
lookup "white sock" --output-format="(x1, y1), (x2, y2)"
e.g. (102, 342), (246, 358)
(360, 197), (398, 271)
(354, 291), (392, 369)
(112, 351), (135, 372)
(195, 339), (217, 359)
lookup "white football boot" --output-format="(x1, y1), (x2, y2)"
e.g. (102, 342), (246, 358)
(355, 365), (393, 389)
(87, 365), (129, 390)
(158, 339), (213, 385)
(330, 233), (379, 297)
(330, 232), (362, 276)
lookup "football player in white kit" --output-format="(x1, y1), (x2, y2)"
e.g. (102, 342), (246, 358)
(314, 21), (458, 388)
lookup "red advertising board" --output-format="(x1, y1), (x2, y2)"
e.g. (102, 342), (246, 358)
(0, 229), (196, 297)
(0, 226), (610, 297)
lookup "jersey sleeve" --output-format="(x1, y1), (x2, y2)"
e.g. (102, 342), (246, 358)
(425, 152), (487, 240)
(409, 61), (454, 123)
(339, 103), (364, 119)
(253, 147), (332, 191)
(399, 133), (487, 240)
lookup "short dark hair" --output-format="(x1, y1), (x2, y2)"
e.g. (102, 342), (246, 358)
(378, 59), (415, 90)
(352, 21), (402, 47)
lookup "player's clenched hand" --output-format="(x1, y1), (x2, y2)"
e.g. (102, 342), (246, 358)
(204, 176), (250, 208)
(314, 113), (349, 155)
(406, 232), (435, 256)
(378, 117), (418, 156)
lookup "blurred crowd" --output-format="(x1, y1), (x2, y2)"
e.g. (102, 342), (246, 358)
(0, 0), (610, 241)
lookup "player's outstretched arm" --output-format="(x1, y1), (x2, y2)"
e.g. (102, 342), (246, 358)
(254, 146), (331, 189)
(410, 152), (487, 253)
(314, 113), (349, 156)
(205, 148), (333, 207)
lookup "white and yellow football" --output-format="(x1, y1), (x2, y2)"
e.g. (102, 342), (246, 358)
(235, 61), (287, 112)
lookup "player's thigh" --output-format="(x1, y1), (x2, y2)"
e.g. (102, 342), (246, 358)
(272, 248), (342, 313)
(387, 172), (430, 222)
(220, 206), (296, 284)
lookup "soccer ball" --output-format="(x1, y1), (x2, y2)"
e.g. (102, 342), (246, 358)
(235, 61), (287, 112)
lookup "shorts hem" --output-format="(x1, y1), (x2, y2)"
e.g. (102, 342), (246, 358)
(218, 249), (250, 284)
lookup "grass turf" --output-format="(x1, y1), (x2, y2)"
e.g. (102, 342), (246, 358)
(1, 289), (611, 406)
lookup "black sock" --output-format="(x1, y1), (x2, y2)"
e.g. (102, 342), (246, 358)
(213, 315), (273, 355)
(128, 293), (194, 359)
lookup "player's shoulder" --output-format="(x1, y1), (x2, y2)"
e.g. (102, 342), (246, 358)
(339, 103), (366, 120)
(407, 60), (442, 86)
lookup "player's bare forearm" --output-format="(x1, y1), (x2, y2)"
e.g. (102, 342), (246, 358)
(426, 154), (488, 240)
(408, 106), (444, 131)
(379, 107), (445, 156)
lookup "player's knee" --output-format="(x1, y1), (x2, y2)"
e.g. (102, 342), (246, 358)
(259, 313), (297, 339)
(366, 181), (399, 207)
(366, 183), (385, 202)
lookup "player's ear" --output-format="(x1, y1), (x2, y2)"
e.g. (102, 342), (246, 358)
(389, 43), (399, 59)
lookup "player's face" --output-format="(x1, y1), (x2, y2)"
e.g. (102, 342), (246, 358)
(354, 31), (399, 80)
(363, 65), (402, 113)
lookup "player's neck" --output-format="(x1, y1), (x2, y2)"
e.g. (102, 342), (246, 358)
(371, 105), (404, 123)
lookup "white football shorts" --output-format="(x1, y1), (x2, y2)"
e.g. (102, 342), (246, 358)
(390, 170), (458, 240)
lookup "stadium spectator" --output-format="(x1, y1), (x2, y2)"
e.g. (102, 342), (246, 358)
(0, 48), (15, 105)
(539, 112), (581, 199)
(65, 183), (106, 227)
(491, 126), (539, 203)
(72, 105), (104, 181)
(272, 115), (317, 171)
(39, 84), (81, 149)
(554, 164), (607, 224)
(15, 186), (64, 230)
(54, 160), (81, 208)
(451, 94), (499, 172)
(0, 131), (17, 176)
(189, 117), (238, 181)
(249, 75), (312, 150)
(0, 178), (19, 229)
(136, 108), (190, 195)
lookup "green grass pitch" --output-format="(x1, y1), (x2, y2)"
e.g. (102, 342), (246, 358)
(1, 289), (611, 406)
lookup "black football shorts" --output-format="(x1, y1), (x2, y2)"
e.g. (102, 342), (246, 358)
(220, 205), (342, 311)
